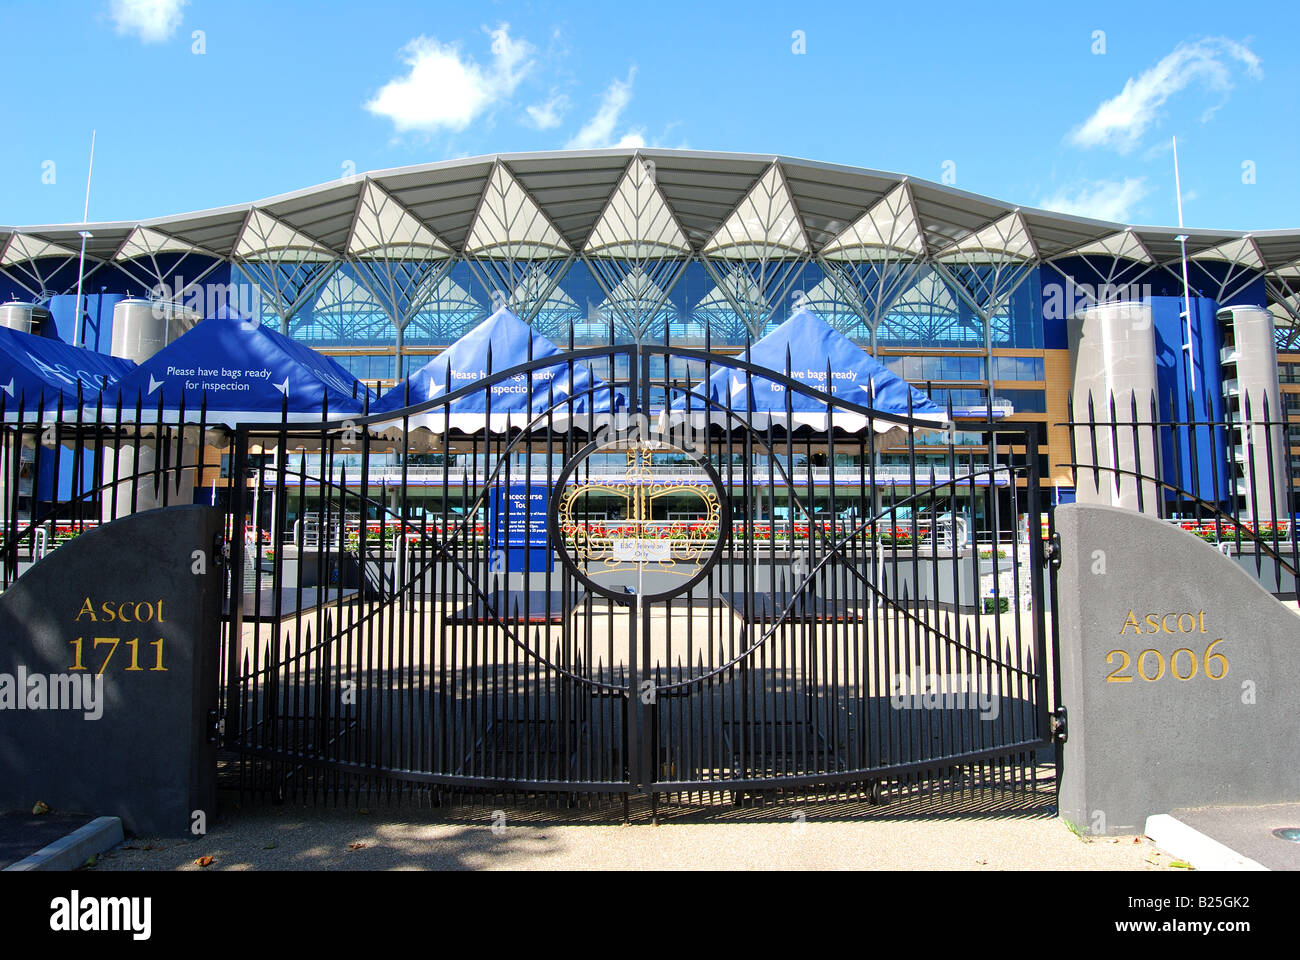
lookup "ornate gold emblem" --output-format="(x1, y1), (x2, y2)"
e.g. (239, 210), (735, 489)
(557, 445), (721, 577)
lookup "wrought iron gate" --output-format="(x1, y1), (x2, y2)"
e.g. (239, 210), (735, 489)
(220, 343), (1060, 808)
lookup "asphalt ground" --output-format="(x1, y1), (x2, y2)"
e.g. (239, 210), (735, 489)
(0, 810), (94, 870)
(1167, 803), (1300, 870)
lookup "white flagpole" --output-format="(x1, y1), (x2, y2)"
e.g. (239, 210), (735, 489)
(1172, 135), (1195, 393)
(72, 130), (96, 348)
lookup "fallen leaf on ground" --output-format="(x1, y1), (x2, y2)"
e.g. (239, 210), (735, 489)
(32, 801), (49, 815)
(349, 842), (367, 851)
(195, 856), (214, 867)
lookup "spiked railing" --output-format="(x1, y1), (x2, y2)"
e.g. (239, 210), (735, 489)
(1064, 386), (1298, 599)
(0, 336), (1058, 816)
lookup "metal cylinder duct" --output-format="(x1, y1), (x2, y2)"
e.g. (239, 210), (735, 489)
(110, 298), (201, 363)
(0, 301), (51, 335)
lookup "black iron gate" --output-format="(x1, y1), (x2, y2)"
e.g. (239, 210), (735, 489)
(220, 343), (1061, 808)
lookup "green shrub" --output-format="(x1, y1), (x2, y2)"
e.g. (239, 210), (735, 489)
(982, 596), (1010, 614)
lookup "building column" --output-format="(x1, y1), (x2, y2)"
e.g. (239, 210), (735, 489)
(1220, 305), (1289, 524)
(1068, 301), (1160, 514)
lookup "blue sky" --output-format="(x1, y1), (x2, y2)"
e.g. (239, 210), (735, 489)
(1, 0), (1296, 232)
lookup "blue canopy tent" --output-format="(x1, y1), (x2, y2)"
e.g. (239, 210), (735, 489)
(666, 308), (948, 440)
(371, 306), (618, 435)
(0, 324), (136, 420)
(94, 316), (371, 427)
(0, 326), (137, 522)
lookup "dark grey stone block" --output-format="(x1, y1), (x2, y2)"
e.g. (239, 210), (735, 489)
(0, 505), (223, 837)
(1057, 503), (1300, 835)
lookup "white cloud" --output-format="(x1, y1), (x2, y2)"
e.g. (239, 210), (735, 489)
(367, 24), (534, 133)
(1070, 38), (1262, 153)
(1037, 178), (1150, 223)
(525, 93), (569, 130)
(566, 69), (645, 149)
(110, 0), (188, 43)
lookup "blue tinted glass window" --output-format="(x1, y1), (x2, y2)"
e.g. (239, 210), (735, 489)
(995, 389), (1047, 413)
(993, 356), (1045, 380)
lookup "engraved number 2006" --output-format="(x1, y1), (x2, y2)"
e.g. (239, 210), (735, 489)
(1104, 639), (1227, 683)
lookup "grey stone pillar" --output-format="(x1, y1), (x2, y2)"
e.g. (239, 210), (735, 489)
(1056, 503), (1300, 835)
(1068, 301), (1160, 513)
(0, 505), (223, 836)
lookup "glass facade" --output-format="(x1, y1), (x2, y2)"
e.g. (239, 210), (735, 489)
(201, 258), (1057, 367)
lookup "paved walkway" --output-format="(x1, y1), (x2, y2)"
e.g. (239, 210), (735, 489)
(86, 793), (1180, 871)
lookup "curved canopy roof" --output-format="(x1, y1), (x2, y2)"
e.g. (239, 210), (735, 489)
(3, 148), (1297, 283)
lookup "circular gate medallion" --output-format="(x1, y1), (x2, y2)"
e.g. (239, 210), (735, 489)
(550, 437), (730, 602)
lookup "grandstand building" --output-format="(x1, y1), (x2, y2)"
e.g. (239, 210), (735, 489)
(2, 149), (1298, 509)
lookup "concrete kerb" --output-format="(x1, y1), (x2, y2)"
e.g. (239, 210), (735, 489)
(1144, 814), (1268, 871)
